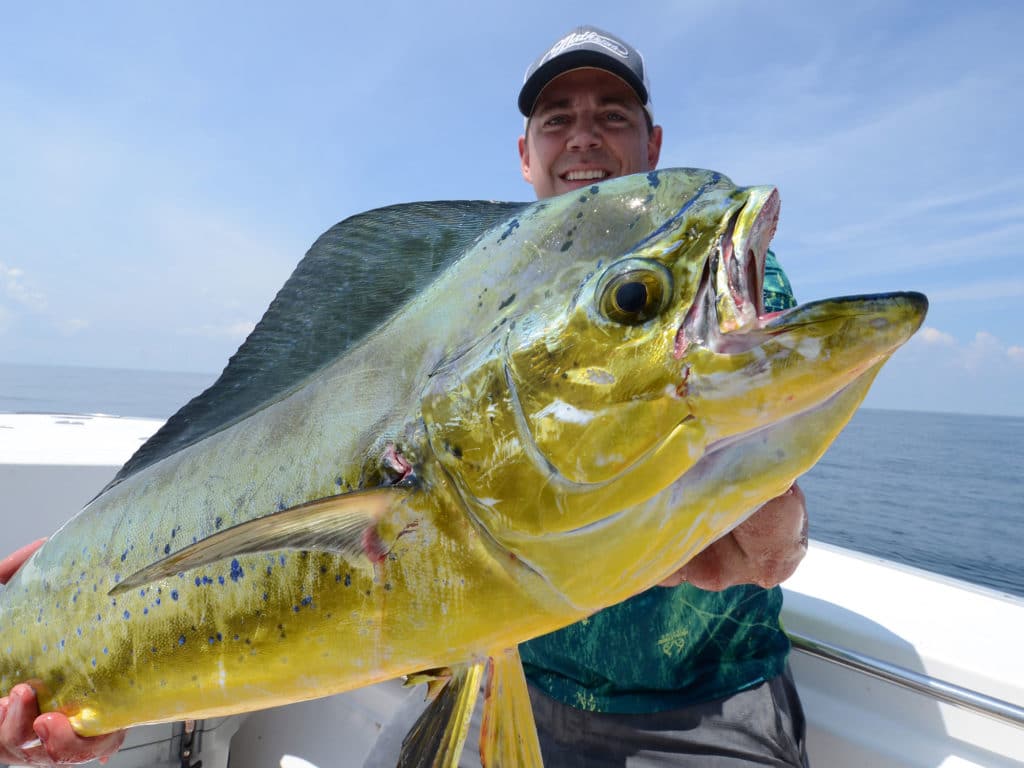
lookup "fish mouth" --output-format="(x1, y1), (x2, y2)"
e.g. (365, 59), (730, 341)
(675, 188), (780, 358)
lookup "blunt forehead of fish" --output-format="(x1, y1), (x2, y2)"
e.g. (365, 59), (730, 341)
(514, 169), (738, 262)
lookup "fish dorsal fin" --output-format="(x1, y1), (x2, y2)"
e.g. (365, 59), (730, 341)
(399, 662), (485, 768)
(109, 487), (405, 595)
(104, 200), (528, 493)
(479, 648), (543, 768)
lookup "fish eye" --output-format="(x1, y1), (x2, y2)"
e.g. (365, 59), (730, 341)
(598, 260), (673, 325)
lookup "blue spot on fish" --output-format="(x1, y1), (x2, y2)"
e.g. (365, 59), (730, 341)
(123, 610), (130, 620)
(498, 218), (520, 242)
(178, 635), (186, 646)
(164, 544), (171, 555)
(647, 171), (660, 187)
(230, 559), (244, 582)
(113, 574), (121, 584)
(215, 517), (223, 529)
(170, 590), (179, 601)
(218, 576), (225, 585)
(103, 646), (108, 655)
(121, 550), (128, 562)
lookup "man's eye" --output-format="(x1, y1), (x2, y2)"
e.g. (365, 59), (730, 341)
(605, 112), (626, 122)
(544, 115), (568, 127)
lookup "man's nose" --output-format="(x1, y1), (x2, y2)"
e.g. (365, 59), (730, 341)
(567, 118), (602, 151)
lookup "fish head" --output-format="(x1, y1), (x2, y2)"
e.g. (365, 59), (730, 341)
(423, 169), (926, 571)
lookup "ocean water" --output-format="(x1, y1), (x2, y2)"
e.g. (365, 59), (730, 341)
(2, 362), (1022, 599)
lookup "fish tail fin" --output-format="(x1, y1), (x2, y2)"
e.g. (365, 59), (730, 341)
(479, 647), (543, 768)
(398, 662), (485, 768)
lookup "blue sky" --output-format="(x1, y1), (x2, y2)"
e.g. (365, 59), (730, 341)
(1, 1), (1021, 416)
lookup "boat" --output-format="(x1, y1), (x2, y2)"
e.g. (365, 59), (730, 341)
(2, 412), (1022, 767)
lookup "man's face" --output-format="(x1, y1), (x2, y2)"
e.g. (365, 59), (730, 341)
(518, 68), (663, 200)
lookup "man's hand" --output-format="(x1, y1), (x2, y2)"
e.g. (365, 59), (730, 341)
(0, 539), (46, 585)
(659, 483), (808, 591)
(0, 685), (125, 766)
(0, 541), (127, 765)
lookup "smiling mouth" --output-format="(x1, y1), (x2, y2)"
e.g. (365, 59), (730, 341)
(562, 169), (610, 183)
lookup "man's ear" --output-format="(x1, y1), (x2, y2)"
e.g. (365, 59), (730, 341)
(518, 134), (532, 185)
(647, 125), (663, 170)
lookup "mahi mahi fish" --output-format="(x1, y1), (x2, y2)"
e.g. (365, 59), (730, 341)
(0, 168), (926, 766)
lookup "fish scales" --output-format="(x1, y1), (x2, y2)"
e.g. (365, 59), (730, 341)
(1, 169), (926, 765)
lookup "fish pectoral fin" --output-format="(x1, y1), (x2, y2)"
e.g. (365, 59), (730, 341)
(110, 487), (408, 595)
(403, 667), (455, 702)
(479, 648), (543, 768)
(398, 661), (485, 768)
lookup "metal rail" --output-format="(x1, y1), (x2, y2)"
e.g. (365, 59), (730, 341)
(788, 631), (1024, 729)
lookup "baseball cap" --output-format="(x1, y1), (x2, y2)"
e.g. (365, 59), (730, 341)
(518, 25), (653, 121)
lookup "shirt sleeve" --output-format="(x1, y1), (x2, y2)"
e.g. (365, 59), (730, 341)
(762, 249), (796, 313)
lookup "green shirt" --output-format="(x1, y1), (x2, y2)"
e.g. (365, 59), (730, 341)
(520, 251), (797, 714)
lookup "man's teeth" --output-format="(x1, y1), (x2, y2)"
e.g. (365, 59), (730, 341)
(564, 169), (608, 181)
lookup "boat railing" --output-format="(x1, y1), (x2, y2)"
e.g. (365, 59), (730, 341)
(788, 630), (1024, 729)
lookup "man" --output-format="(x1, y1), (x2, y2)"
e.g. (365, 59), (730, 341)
(515, 28), (809, 766)
(0, 25), (809, 767)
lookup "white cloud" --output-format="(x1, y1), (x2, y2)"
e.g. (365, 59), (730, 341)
(918, 327), (956, 346)
(913, 327), (1024, 372)
(1, 261), (47, 312)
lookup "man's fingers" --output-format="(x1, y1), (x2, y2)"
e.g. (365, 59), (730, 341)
(34, 712), (126, 764)
(0, 685), (126, 766)
(0, 539), (47, 585)
(0, 684), (42, 764)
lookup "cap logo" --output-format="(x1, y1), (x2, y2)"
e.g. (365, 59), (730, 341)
(541, 30), (629, 65)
